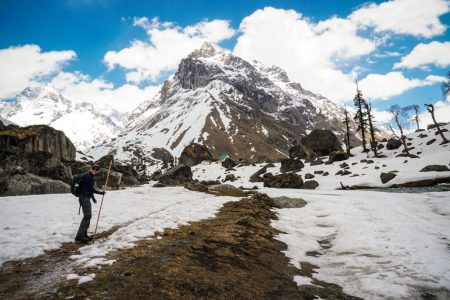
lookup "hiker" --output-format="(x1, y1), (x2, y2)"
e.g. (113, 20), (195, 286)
(75, 164), (106, 243)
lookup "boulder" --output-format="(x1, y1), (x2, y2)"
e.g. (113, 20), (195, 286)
(96, 154), (115, 168)
(419, 165), (450, 172)
(328, 151), (348, 162)
(179, 143), (213, 166)
(151, 147), (174, 165)
(95, 170), (123, 189)
(184, 181), (209, 193)
(207, 184), (247, 197)
(0, 171), (69, 196)
(280, 159), (304, 173)
(249, 165), (268, 182)
(36, 163), (73, 184)
(0, 125), (76, 173)
(288, 145), (307, 159)
(263, 173), (303, 188)
(222, 157), (236, 169)
(223, 174), (237, 182)
(305, 173), (315, 179)
(157, 164), (193, 186)
(310, 158), (324, 166)
(272, 196), (307, 208)
(426, 139), (436, 145)
(300, 129), (342, 156)
(386, 138), (402, 150)
(380, 172), (397, 184)
(302, 180), (319, 190)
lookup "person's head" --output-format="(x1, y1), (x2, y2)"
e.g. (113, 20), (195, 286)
(90, 164), (100, 175)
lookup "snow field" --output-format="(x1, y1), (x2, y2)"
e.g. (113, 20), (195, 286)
(0, 185), (236, 267)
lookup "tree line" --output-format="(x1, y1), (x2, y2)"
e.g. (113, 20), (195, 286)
(343, 72), (450, 156)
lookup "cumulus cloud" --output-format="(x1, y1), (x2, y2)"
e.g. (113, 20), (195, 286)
(0, 44), (76, 99)
(104, 17), (236, 83)
(50, 71), (160, 113)
(233, 7), (376, 102)
(358, 71), (442, 100)
(394, 41), (450, 69)
(350, 0), (450, 38)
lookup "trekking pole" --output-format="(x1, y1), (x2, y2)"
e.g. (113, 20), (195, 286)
(93, 160), (113, 243)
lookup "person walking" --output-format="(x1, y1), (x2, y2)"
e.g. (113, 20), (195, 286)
(75, 164), (106, 243)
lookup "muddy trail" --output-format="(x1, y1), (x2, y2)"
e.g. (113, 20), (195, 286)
(0, 193), (359, 300)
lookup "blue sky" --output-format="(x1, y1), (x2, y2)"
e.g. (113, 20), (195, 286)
(0, 0), (449, 123)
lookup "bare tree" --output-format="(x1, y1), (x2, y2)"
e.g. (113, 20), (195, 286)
(343, 105), (352, 156)
(424, 103), (449, 144)
(404, 104), (420, 131)
(365, 101), (378, 157)
(389, 105), (410, 155)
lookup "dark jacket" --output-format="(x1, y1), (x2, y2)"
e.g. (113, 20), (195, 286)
(79, 171), (104, 200)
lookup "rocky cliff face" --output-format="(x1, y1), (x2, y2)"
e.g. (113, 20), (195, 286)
(87, 42), (357, 167)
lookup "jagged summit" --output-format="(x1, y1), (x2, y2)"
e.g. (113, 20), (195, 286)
(87, 44), (356, 169)
(188, 41), (217, 58)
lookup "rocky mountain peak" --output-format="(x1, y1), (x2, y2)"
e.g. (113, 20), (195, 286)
(188, 41), (216, 59)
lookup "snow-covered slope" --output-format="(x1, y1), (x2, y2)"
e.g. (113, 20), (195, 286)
(191, 124), (450, 190)
(87, 42), (356, 165)
(0, 86), (127, 149)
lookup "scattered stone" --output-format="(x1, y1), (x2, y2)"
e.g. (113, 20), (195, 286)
(386, 138), (402, 150)
(184, 181), (208, 192)
(360, 159), (367, 163)
(350, 174), (360, 177)
(352, 162), (358, 165)
(305, 173), (315, 179)
(322, 172), (329, 176)
(288, 145), (307, 159)
(426, 139), (436, 145)
(207, 184), (248, 197)
(302, 180), (319, 190)
(377, 143), (384, 149)
(272, 196), (307, 208)
(314, 170), (324, 174)
(418, 133), (428, 138)
(435, 129), (449, 136)
(221, 157), (236, 169)
(152, 182), (167, 188)
(375, 166), (380, 170)
(280, 159), (304, 173)
(223, 174), (237, 182)
(310, 158), (324, 166)
(366, 160), (374, 164)
(335, 170), (351, 176)
(427, 122), (447, 130)
(263, 173), (303, 188)
(380, 172), (396, 184)
(249, 166), (267, 182)
(328, 151), (348, 162)
(420, 165), (450, 172)
(339, 162), (349, 168)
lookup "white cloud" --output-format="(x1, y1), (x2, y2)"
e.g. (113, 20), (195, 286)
(394, 41), (450, 69)
(233, 7), (376, 103)
(104, 18), (236, 83)
(350, 0), (450, 38)
(0, 44), (76, 99)
(50, 71), (160, 113)
(358, 71), (437, 100)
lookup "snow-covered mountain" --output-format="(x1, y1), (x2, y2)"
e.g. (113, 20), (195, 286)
(0, 85), (127, 149)
(87, 42), (355, 165)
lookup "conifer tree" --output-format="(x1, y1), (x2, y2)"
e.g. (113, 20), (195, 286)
(353, 80), (368, 152)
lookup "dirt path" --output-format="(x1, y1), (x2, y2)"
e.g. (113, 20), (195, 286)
(0, 193), (359, 299)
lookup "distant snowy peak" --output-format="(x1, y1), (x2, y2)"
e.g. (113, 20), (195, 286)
(0, 85), (126, 150)
(87, 43), (356, 166)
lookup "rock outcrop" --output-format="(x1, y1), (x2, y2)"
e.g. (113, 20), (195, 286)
(263, 173), (303, 188)
(280, 159), (304, 173)
(386, 138), (402, 150)
(157, 164), (193, 186)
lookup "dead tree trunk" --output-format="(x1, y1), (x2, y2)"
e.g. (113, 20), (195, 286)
(425, 104), (449, 144)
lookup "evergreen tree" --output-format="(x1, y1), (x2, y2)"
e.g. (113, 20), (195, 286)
(353, 80), (368, 152)
(365, 100), (378, 157)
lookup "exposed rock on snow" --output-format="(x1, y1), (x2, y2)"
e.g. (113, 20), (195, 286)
(386, 138), (402, 150)
(420, 165), (450, 172)
(301, 129), (342, 156)
(280, 158), (304, 173)
(157, 164), (193, 186)
(263, 173), (303, 188)
(179, 143), (213, 167)
(380, 172), (397, 184)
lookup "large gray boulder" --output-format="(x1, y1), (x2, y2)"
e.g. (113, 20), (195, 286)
(301, 129), (342, 156)
(380, 172), (397, 184)
(280, 159), (304, 173)
(179, 143), (213, 167)
(0, 169), (69, 196)
(386, 138), (402, 150)
(263, 173), (303, 188)
(158, 164), (193, 186)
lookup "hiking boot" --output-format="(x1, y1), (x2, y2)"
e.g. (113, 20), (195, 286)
(75, 236), (90, 243)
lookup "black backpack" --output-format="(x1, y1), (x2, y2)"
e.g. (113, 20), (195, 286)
(71, 174), (84, 197)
